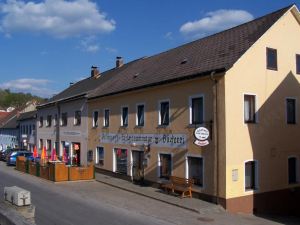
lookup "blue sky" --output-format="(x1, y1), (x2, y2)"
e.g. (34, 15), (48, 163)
(0, 0), (299, 98)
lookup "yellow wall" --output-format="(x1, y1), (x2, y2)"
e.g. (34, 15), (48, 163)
(225, 8), (300, 199)
(88, 77), (226, 197)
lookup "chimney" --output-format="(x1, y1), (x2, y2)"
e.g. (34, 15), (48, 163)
(91, 66), (100, 78)
(116, 56), (124, 68)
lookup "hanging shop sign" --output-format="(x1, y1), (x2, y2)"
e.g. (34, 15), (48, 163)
(194, 127), (210, 147)
(100, 133), (187, 149)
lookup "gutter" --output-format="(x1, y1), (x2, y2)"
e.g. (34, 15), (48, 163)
(37, 93), (86, 109)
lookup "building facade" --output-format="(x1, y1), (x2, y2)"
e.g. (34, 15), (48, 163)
(86, 5), (300, 214)
(18, 111), (37, 151)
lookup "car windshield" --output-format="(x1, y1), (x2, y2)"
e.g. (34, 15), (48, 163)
(11, 152), (18, 156)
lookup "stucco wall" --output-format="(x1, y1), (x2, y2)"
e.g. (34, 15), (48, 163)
(224, 9), (300, 199)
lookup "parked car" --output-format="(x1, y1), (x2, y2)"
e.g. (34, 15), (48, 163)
(27, 156), (41, 163)
(3, 148), (27, 162)
(0, 148), (16, 161)
(6, 151), (33, 166)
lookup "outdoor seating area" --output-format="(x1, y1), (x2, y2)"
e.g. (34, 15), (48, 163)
(16, 156), (94, 182)
(162, 176), (194, 198)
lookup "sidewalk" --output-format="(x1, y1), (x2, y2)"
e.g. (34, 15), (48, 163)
(95, 172), (224, 214)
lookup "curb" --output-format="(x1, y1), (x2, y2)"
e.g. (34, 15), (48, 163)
(95, 179), (201, 214)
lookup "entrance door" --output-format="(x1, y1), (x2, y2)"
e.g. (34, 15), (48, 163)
(132, 151), (144, 182)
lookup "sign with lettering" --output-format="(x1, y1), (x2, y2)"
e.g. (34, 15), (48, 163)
(62, 131), (81, 136)
(100, 133), (187, 149)
(194, 127), (209, 147)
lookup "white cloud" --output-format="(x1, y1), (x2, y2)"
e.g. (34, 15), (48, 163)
(79, 35), (99, 53)
(180, 9), (254, 38)
(0, 0), (116, 38)
(0, 78), (56, 97)
(105, 47), (117, 54)
(164, 31), (173, 40)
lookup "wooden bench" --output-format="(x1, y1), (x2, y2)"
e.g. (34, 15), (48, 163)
(162, 176), (194, 198)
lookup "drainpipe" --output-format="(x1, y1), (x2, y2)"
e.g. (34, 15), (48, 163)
(210, 71), (219, 205)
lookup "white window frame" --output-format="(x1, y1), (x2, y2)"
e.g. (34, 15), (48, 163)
(286, 97), (297, 124)
(288, 156), (299, 184)
(103, 108), (110, 127)
(113, 147), (128, 175)
(243, 93), (258, 124)
(95, 146), (104, 166)
(244, 159), (259, 193)
(189, 94), (205, 125)
(92, 110), (99, 128)
(46, 115), (52, 127)
(121, 105), (129, 127)
(185, 154), (205, 189)
(39, 116), (43, 127)
(136, 103), (145, 126)
(158, 99), (170, 126)
(157, 152), (173, 179)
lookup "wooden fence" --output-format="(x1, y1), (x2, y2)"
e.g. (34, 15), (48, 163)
(16, 157), (94, 182)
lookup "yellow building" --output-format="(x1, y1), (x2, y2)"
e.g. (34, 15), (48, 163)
(87, 5), (300, 214)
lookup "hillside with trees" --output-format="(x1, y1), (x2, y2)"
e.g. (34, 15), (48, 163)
(0, 89), (46, 109)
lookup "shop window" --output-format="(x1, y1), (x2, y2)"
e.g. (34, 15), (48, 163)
(61, 113), (68, 126)
(46, 115), (52, 127)
(61, 141), (70, 164)
(245, 161), (258, 191)
(159, 101), (169, 126)
(190, 96), (203, 125)
(47, 139), (51, 155)
(74, 111), (81, 126)
(39, 116), (43, 127)
(96, 147), (104, 166)
(266, 47), (278, 70)
(115, 148), (127, 174)
(104, 109), (110, 127)
(286, 98), (296, 124)
(121, 107), (128, 127)
(244, 95), (256, 123)
(296, 54), (300, 75)
(288, 157), (297, 184)
(159, 154), (172, 179)
(72, 143), (80, 166)
(137, 104), (144, 126)
(93, 111), (99, 127)
(187, 157), (203, 187)
(39, 139), (43, 150)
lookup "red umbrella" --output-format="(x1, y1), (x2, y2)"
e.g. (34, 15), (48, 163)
(33, 146), (38, 158)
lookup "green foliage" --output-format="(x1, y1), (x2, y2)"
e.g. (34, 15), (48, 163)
(0, 89), (46, 109)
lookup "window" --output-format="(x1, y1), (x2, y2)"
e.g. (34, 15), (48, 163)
(39, 116), (43, 127)
(296, 54), (300, 75)
(115, 148), (127, 174)
(74, 111), (81, 126)
(187, 157), (203, 187)
(190, 96), (203, 125)
(47, 139), (51, 153)
(96, 147), (104, 166)
(104, 109), (110, 127)
(286, 98), (296, 124)
(244, 95), (256, 123)
(46, 115), (52, 127)
(137, 104), (144, 126)
(121, 107), (128, 127)
(266, 48), (278, 70)
(39, 139), (43, 150)
(61, 113), (68, 126)
(93, 111), (99, 127)
(159, 101), (169, 126)
(54, 114), (58, 126)
(288, 157), (297, 184)
(159, 154), (172, 179)
(245, 161), (257, 190)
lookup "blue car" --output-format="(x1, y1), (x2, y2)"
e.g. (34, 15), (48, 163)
(7, 151), (33, 166)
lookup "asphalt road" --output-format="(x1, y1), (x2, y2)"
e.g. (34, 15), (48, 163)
(0, 163), (173, 225)
(0, 162), (299, 225)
